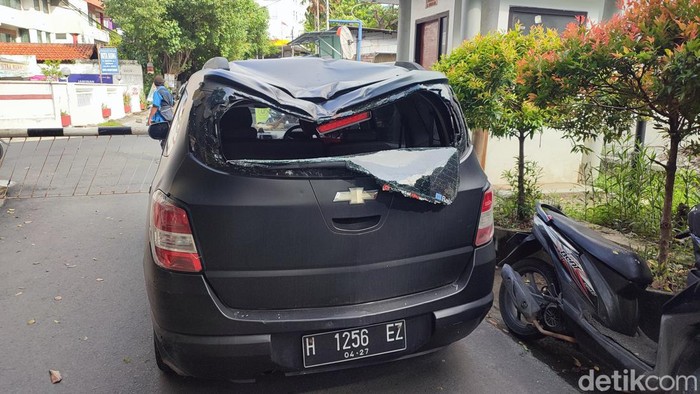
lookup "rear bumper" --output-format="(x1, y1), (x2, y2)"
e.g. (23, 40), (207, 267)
(145, 241), (496, 379)
(153, 292), (492, 378)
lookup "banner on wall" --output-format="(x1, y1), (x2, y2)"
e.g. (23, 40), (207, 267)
(0, 55), (38, 78)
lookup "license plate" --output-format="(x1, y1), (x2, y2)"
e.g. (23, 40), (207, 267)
(302, 320), (407, 368)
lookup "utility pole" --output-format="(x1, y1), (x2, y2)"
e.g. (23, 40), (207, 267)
(315, 0), (320, 31)
(325, 0), (330, 30)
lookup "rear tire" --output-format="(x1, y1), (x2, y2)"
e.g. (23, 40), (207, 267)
(154, 333), (175, 375)
(499, 258), (558, 341)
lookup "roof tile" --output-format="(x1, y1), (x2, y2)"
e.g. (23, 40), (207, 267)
(0, 43), (96, 61)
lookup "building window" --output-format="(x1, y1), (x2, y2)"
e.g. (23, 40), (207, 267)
(509, 7), (586, 34)
(56, 33), (66, 40)
(42, 0), (49, 13)
(33, 0), (40, 10)
(46, 32), (51, 43)
(0, 0), (22, 9)
(37, 30), (43, 43)
(19, 28), (30, 43)
(0, 32), (15, 42)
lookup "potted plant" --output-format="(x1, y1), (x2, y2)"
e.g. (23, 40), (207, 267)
(60, 110), (71, 127)
(123, 92), (131, 114)
(139, 92), (147, 111)
(102, 103), (111, 119)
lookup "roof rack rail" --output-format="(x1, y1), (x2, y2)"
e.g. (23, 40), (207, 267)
(203, 57), (230, 71)
(394, 61), (424, 71)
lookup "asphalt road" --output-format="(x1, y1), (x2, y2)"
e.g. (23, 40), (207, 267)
(0, 128), (583, 393)
(0, 192), (581, 393)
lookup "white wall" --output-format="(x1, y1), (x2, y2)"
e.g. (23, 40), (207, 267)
(361, 32), (398, 54)
(0, 81), (132, 129)
(484, 128), (584, 186)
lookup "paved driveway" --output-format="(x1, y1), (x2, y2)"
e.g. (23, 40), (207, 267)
(0, 134), (579, 393)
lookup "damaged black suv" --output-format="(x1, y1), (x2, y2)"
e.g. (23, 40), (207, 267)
(144, 57), (496, 379)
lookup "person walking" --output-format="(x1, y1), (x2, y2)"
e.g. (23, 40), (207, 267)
(147, 75), (174, 125)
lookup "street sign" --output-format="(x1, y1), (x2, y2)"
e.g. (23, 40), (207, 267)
(99, 47), (119, 75)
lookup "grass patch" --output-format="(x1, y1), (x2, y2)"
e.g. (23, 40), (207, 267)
(98, 120), (123, 127)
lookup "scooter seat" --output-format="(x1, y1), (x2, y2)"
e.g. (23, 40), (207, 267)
(549, 211), (652, 286)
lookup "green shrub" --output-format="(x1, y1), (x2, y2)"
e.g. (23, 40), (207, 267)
(494, 160), (543, 228)
(566, 142), (700, 238)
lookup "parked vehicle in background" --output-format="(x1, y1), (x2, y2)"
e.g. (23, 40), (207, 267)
(500, 202), (700, 384)
(144, 57), (496, 379)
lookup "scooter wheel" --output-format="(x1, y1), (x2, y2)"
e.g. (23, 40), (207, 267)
(499, 258), (558, 341)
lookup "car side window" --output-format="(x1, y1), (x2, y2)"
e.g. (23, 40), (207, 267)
(163, 90), (188, 157)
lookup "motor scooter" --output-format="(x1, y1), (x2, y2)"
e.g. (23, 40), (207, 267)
(499, 203), (700, 381)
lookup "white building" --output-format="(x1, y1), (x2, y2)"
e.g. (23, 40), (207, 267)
(0, 0), (110, 45)
(384, 0), (621, 187)
(256, 0), (306, 40)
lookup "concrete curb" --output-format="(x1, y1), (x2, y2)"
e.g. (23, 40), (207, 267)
(0, 126), (149, 138)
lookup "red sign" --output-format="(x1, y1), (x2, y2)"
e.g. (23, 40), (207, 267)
(426, 0), (438, 7)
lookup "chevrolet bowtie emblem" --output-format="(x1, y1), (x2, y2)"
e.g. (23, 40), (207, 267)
(333, 188), (378, 204)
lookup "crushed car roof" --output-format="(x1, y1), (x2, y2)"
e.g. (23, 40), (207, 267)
(225, 57), (448, 100)
(198, 58), (450, 119)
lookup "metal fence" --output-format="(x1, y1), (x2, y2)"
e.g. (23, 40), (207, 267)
(0, 127), (161, 199)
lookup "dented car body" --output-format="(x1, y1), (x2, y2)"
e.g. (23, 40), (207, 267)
(144, 57), (496, 379)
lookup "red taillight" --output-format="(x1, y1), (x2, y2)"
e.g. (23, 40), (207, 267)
(475, 188), (494, 247)
(150, 190), (202, 272)
(317, 111), (371, 133)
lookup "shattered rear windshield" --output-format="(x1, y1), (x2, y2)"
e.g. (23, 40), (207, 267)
(188, 83), (467, 204)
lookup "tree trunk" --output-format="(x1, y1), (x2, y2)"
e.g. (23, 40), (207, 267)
(517, 130), (527, 221)
(471, 128), (489, 169)
(657, 131), (681, 267)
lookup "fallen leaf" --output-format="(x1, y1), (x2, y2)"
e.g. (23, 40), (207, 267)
(15, 292), (22, 296)
(572, 356), (582, 368)
(487, 318), (499, 326)
(24, 221), (32, 224)
(49, 369), (62, 384)
(32, 262), (40, 265)
(96, 278), (104, 282)
(27, 319), (36, 325)
(594, 365), (600, 371)
(65, 264), (76, 268)
(92, 258), (97, 261)
(53, 320), (60, 324)
(123, 357), (131, 364)
(54, 296), (62, 301)
(518, 341), (529, 352)
(81, 336), (88, 341)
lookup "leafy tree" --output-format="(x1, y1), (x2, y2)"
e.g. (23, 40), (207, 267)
(434, 27), (561, 221)
(105, 0), (270, 79)
(525, 0), (700, 267)
(303, 0), (398, 32)
(41, 60), (64, 81)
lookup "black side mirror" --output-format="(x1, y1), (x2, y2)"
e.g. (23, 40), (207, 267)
(148, 122), (170, 140)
